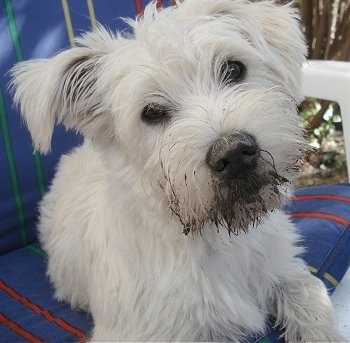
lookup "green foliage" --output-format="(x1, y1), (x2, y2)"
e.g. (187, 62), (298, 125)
(301, 100), (346, 172)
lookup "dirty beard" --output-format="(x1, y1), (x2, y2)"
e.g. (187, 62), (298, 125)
(166, 165), (289, 236)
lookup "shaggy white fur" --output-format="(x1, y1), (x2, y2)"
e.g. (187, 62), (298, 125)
(11, 0), (344, 341)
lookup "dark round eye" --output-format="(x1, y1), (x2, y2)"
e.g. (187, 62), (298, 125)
(221, 60), (246, 84)
(141, 104), (170, 125)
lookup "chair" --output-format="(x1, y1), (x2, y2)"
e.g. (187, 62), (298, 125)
(0, 2), (349, 341)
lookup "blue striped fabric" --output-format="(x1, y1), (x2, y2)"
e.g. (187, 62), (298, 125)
(0, 244), (91, 342)
(284, 183), (350, 293)
(2, 183), (349, 342)
(0, 0), (144, 254)
(0, 3), (148, 341)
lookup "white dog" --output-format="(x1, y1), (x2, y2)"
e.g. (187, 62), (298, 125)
(11, 0), (343, 341)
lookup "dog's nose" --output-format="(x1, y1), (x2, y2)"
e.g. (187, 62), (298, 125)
(206, 132), (259, 178)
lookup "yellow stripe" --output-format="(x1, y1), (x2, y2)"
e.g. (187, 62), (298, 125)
(307, 266), (318, 275)
(61, 0), (76, 47)
(308, 266), (339, 288)
(86, 0), (97, 29)
(323, 272), (339, 287)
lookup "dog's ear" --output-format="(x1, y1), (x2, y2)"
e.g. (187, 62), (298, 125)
(252, 1), (307, 101)
(178, 0), (306, 97)
(10, 27), (115, 153)
(253, 1), (307, 66)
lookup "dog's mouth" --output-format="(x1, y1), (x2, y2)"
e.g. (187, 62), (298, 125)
(166, 155), (290, 236)
(208, 167), (289, 235)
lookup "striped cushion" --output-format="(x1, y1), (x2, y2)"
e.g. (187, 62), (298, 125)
(1, 185), (349, 342)
(0, 244), (91, 342)
(256, 184), (350, 342)
(0, 1), (165, 341)
(0, 0), (172, 254)
(285, 184), (350, 293)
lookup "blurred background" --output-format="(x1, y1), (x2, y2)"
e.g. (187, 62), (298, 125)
(293, 0), (350, 186)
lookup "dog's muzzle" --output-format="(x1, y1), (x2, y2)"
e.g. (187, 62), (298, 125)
(165, 130), (288, 235)
(206, 132), (259, 179)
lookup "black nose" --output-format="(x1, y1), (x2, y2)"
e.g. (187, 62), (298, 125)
(206, 132), (259, 178)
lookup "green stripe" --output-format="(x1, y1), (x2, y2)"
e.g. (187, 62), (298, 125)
(33, 150), (46, 197)
(4, 0), (46, 198)
(4, 0), (46, 254)
(257, 338), (270, 343)
(4, 0), (23, 61)
(0, 89), (27, 245)
(27, 244), (46, 258)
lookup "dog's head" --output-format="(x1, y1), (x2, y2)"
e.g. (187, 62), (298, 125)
(11, 0), (307, 235)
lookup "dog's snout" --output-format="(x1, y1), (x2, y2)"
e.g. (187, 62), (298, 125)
(206, 133), (259, 178)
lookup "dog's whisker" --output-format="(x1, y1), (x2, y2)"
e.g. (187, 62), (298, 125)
(259, 149), (277, 170)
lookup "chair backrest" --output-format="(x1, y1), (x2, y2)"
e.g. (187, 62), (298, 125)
(0, 1), (168, 254)
(302, 60), (350, 179)
(1, 2), (348, 254)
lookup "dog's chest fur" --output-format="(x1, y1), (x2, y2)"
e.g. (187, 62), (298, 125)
(99, 212), (272, 341)
(42, 144), (298, 340)
(42, 142), (284, 341)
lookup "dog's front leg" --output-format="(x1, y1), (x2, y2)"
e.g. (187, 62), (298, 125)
(273, 266), (344, 342)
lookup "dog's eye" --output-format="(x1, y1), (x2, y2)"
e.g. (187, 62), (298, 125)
(141, 104), (170, 125)
(221, 60), (246, 84)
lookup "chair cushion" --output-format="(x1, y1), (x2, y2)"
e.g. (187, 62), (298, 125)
(285, 183), (350, 294)
(0, 243), (91, 342)
(256, 183), (350, 341)
(0, 0), (146, 254)
(1, 1), (349, 341)
(1, 184), (350, 342)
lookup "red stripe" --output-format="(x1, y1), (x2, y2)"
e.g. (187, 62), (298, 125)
(134, 0), (163, 16)
(289, 212), (349, 226)
(291, 194), (350, 203)
(134, 0), (143, 15)
(0, 312), (42, 343)
(0, 280), (87, 343)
